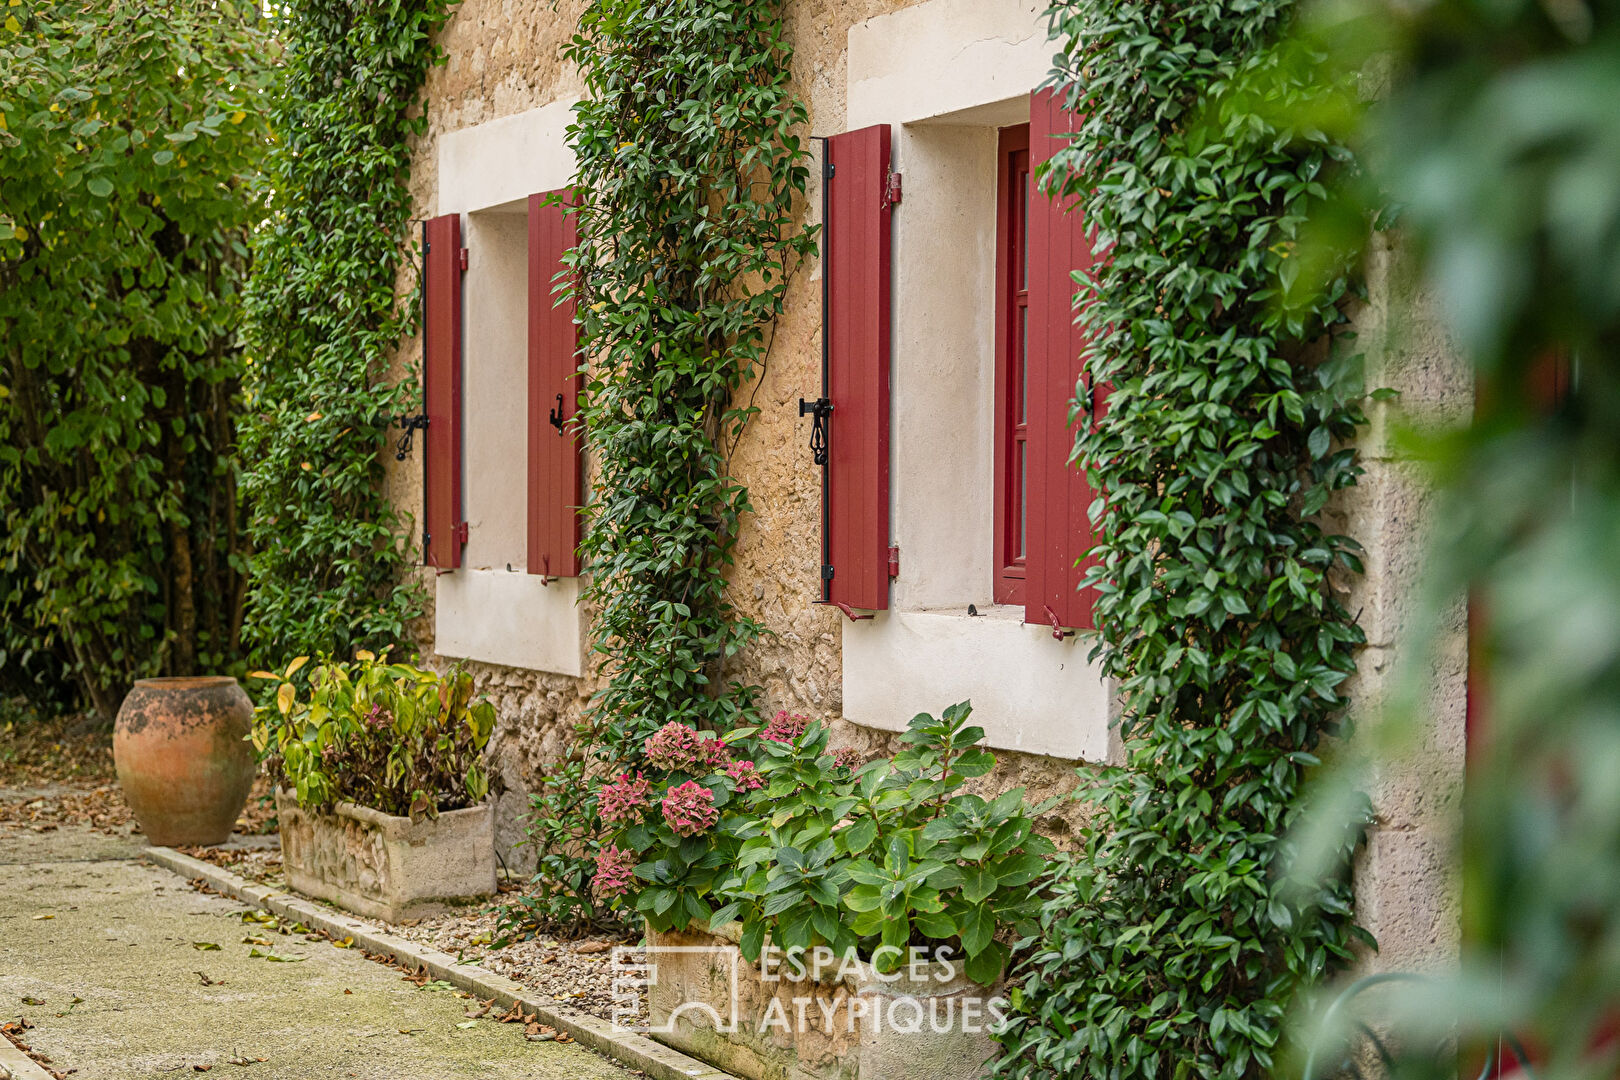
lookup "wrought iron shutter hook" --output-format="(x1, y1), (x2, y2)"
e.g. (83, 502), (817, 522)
(798, 396), (832, 465)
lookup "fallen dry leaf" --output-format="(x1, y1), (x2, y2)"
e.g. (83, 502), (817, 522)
(193, 942), (220, 951)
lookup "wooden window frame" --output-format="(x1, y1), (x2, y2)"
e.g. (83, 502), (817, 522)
(993, 123), (1031, 606)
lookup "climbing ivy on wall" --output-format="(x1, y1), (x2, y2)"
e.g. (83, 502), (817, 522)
(239, 0), (457, 661)
(565, 0), (815, 751)
(992, 2), (1372, 1078)
(503, 0), (815, 933)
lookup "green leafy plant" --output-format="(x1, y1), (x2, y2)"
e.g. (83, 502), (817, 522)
(0, 1), (271, 717)
(509, 0), (816, 932)
(1276, 1), (1620, 1076)
(725, 704), (1053, 986)
(991, 2), (1373, 1077)
(594, 703), (1052, 987)
(237, 0), (457, 663)
(564, 0), (816, 751)
(250, 653), (493, 819)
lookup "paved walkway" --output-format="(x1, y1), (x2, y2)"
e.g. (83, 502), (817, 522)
(0, 821), (633, 1079)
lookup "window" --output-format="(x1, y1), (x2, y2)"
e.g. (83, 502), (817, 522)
(993, 123), (1030, 605)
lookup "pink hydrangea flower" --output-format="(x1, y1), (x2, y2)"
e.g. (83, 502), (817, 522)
(701, 735), (733, 770)
(598, 772), (653, 825)
(761, 709), (809, 745)
(832, 746), (862, 771)
(644, 721), (730, 772)
(661, 781), (719, 837)
(592, 845), (637, 899)
(725, 759), (763, 792)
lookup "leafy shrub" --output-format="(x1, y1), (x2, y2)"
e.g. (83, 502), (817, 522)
(249, 654), (494, 818)
(0, 2), (271, 717)
(495, 772), (632, 940)
(596, 702), (1052, 986)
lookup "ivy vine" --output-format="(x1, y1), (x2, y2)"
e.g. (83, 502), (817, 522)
(566, 0), (815, 751)
(992, 2), (1372, 1077)
(507, 0), (815, 933)
(239, 0), (457, 662)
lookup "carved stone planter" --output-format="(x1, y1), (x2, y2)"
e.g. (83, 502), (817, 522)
(275, 790), (496, 923)
(643, 921), (1004, 1080)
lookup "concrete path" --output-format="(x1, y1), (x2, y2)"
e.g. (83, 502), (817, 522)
(0, 822), (634, 1079)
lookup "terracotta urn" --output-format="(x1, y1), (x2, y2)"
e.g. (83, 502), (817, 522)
(113, 676), (256, 847)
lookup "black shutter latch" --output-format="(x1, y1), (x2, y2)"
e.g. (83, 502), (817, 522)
(799, 397), (832, 465)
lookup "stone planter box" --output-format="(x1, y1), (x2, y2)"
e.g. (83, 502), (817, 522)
(275, 790), (496, 923)
(642, 921), (1003, 1080)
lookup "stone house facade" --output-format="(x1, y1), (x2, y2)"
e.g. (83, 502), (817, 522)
(385, 0), (1468, 979)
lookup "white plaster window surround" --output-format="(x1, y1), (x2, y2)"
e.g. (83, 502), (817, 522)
(838, 0), (1111, 761)
(433, 101), (586, 678)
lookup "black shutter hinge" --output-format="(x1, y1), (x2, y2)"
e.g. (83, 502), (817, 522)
(799, 396), (832, 465)
(824, 159), (835, 180)
(884, 171), (902, 209)
(821, 564), (834, 582)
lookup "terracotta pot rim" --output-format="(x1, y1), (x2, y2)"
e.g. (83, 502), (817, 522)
(132, 675), (241, 689)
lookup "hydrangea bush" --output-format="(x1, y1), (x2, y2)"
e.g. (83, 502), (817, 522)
(594, 702), (1052, 986)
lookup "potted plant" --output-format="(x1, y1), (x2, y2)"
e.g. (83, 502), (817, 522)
(250, 653), (497, 922)
(596, 702), (1052, 1080)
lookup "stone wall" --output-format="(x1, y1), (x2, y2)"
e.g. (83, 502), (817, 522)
(1333, 235), (1473, 975)
(383, 0), (1471, 975)
(384, 0), (1095, 871)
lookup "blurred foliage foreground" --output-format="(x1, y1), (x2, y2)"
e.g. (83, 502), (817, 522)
(1295, 0), (1620, 1077)
(0, 2), (271, 718)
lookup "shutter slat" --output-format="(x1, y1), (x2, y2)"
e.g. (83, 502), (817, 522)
(824, 125), (893, 612)
(423, 213), (464, 571)
(527, 191), (582, 578)
(1025, 89), (1100, 631)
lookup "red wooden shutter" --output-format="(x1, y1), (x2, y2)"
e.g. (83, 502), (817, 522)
(824, 125), (893, 612)
(1024, 88), (1101, 633)
(527, 191), (583, 578)
(422, 213), (465, 571)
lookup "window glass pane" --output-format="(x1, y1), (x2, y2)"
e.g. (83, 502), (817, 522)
(1019, 169), (1030, 289)
(1018, 306), (1028, 423)
(1018, 442), (1027, 559)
